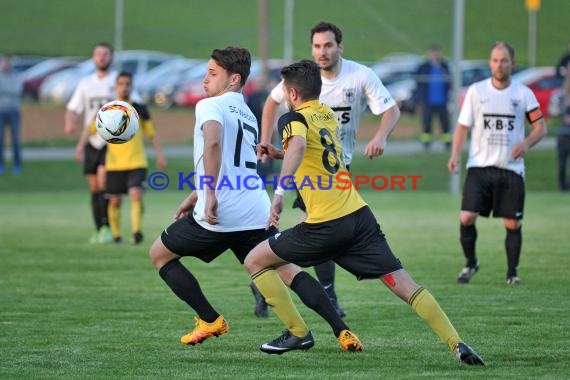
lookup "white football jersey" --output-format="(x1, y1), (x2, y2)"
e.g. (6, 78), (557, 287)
(67, 71), (117, 149)
(270, 58), (395, 164)
(193, 91), (271, 232)
(458, 78), (540, 177)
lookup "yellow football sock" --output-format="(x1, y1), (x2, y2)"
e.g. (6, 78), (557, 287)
(251, 268), (309, 337)
(108, 203), (121, 238)
(131, 200), (142, 233)
(409, 287), (462, 351)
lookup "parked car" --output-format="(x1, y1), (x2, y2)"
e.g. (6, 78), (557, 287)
(38, 50), (180, 104)
(519, 68), (563, 119)
(8, 55), (47, 73)
(172, 59), (288, 107)
(370, 53), (424, 86)
(135, 58), (205, 104)
(21, 57), (80, 100)
(153, 60), (210, 108)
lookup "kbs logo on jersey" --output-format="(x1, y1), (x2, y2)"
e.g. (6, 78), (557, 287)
(482, 113), (515, 131)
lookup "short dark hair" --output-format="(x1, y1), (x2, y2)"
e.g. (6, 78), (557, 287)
(492, 41), (515, 61)
(310, 21), (343, 45)
(280, 60), (322, 101)
(211, 47), (251, 87)
(116, 71), (133, 82)
(93, 42), (114, 55)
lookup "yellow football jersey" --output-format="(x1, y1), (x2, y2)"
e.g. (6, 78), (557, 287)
(279, 99), (366, 223)
(90, 102), (157, 171)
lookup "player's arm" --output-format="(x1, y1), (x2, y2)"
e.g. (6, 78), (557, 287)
(364, 104), (400, 158)
(202, 120), (222, 225)
(151, 135), (167, 169)
(74, 122), (93, 162)
(175, 191), (197, 220)
(258, 96), (280, 161)
(141, 117), (167, 169)
(512, 108), (548, 160)
(268, 135), (306, 229)
(64, 110), (80, 135)
(447, 123), (469, 173)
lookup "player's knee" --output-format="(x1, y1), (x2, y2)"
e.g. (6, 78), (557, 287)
(460, 212), (477, 226)
(149, 237), (170, 270)
(276, 264), (300, 286)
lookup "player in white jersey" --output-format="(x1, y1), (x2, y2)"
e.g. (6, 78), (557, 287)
(448, 42), (547, 285)
(65, 42), (116, 244)
(149, 47), (353, 349)
(256, 21), (401, 318)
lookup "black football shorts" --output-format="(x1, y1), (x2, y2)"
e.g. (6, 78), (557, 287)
(161, 213), (277, 264)
(268, 206), (402, 280)
(462, 166), (525, 219)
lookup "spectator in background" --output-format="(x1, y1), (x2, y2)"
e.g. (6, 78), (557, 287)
(555, 41), (570, 78)
(415, 44), (451, 152)
(558, 64), (570, 191)
(0, 55), (23, 175)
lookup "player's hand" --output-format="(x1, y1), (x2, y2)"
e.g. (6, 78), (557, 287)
(267, 195), (284, 229)
(258, 143), (284, 160)
(447, 155), (459, 174)
(511, 142), (528, 160)
(256, 144), (269, 163)
(205, 195), (218, 225)
(157, 157), (167, 169)
(175, 191), (197, 220)
(364, 137), (386, 158)
(74, 145), (84, 162)
(64, 123), (75, 135)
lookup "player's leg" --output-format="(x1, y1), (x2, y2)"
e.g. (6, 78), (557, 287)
(294, 191), (345, 318)
(107, 195), (122, 242)
(336, 207), (484, 365)
(494, 169), (525, 284)
(126, 168), (146, 244)
(245, 240), (311, 341)
(106, 170), (124, 243)
(381, 270), (484, 365)
(150, 215), (230, 345)
(457, 210), (479, 283)
(96, 148), (112, 243)
(84, 144), (103, 242)
(457, 168), (491, 283)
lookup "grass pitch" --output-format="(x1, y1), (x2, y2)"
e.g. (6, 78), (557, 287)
(0, 154), (569, 378)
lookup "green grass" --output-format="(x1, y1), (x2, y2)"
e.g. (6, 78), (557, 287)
(1, 154), (569, 378)
(1, 0), (568, 65)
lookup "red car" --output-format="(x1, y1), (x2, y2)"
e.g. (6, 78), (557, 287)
(173, 60), (287, 107)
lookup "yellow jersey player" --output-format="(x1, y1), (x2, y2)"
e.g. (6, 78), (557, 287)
(90, 72), (167, 244)
(245, 60), (485, 365)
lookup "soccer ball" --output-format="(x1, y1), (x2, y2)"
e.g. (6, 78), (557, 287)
(96, 100), (139, 144)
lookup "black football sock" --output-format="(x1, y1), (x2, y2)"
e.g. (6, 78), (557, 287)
(505, 227), (522, 277)
(159, 259), (220, 323)
(99, 191), (109, 226)
(314, 261), (337, 300)
(290, 271), (349, 337)
(90, 192), (102, 230)
(459, 224), (477, 267)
